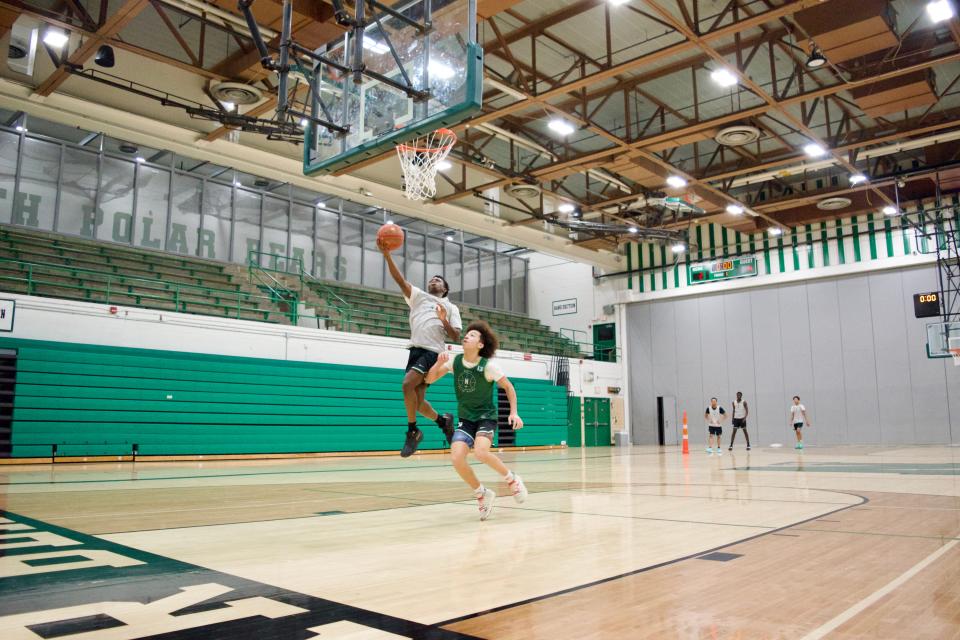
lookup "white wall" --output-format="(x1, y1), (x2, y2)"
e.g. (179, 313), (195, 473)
(525, 251), (621, 342)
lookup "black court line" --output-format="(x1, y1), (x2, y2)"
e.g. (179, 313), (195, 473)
(435, 490), (869, 628)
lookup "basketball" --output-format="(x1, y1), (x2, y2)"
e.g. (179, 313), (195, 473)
(377, 223), (404, 252)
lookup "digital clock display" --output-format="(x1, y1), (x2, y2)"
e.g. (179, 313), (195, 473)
(688, 256), (757, 285)
(913, 292), (941, 318)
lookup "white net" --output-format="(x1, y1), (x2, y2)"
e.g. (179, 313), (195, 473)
(396, 128), (456, 201)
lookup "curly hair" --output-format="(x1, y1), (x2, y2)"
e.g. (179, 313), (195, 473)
(466, 320), (499, 358)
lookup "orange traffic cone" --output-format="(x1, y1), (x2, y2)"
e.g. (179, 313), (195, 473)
(682, 410), (689, 454)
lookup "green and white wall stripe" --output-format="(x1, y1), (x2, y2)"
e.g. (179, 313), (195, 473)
(625, 202), (959, 292)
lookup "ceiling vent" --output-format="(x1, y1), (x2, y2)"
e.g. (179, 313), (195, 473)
(506, 183), (542, 199)
(7, 16), (39, 77)
(816, 196), (852, 210)
(714, 125), (761, 146)
(210, 82), (263, 105)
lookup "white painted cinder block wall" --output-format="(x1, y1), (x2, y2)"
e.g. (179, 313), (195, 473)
(524, 251), (621, 340)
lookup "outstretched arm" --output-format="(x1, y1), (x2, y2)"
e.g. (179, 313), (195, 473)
(424, 352), (451, 384)
(497, 376), (523, 429)
(380, 244), (412, 298)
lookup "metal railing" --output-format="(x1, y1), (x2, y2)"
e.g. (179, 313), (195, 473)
(0, 258), (297, 323)
(247, 251), (301, 325)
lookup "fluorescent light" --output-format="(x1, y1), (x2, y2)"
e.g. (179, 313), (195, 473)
(548, 119), (575, 136)
(849, 174), (868, 185)
(43, 29), (69, 49)
(710, 68), (738, 87)
(725, 203), (744, 215)
(803, 143), (826, 158)
(769, 227), (783, 236)
(558, 203), (575, 213)
(628, 226), (638, 233)
(666, 175), (687, 188)
(927, 0), (955, 23)
(362, 37), (389, 54)
(428, 60), (455, 80)
(882, 205), (898, 215)
(671, 243), (686, 253)
(436, 159), (453, 171)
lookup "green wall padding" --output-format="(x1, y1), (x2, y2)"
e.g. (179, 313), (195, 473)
(3, 337), (567, 456)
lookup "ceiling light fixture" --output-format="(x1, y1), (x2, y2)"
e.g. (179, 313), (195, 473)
(42, 28), (69, 49)
(558, 203), (575, 213)
(671, 243), (686, 253)
(628, 226), (638, 233)
(548, 119), (575, 136)
(135, 156), (145, 163)
(803, 143), (826, 158)
(725, 203), (744, 215)
(666, 175), (687, 188)
(882, 205), (898, 215)
(436, 159), (453, 171)
(849, 174), (868, 185)
(710, 68), (738, 87)
(609, 0), (629, 6)
(15, 125), (26, 133)
(362, 37), (389, 54)
(769, 227), (783, 236)
(927, 0), (955, 23)
(805, 46), (827, 69)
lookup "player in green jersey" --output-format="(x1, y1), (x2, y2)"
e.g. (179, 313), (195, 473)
(424, 321), (528, 520)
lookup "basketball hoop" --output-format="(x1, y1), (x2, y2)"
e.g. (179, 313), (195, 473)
(396, 128), (456, 201)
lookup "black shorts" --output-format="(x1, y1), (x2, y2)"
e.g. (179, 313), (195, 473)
(453, 419), (498, 447)
(732, 418), (747, 428)
(708, 426), (722, 436)
(405, 347), (439, 375)
(793, 422), (804, 430)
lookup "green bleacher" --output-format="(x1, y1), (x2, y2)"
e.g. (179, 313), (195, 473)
(0, 226), (295, 324)
(0, 226), (582, 357)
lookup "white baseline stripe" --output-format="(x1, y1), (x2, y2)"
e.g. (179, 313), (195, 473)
(800, 539), (958, 640)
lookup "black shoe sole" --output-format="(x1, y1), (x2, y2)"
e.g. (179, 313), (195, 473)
(439, 413), (454, 445)
(401, 429), (423, 458)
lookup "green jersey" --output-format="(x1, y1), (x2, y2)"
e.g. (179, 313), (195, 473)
(453, 354), (498, 422)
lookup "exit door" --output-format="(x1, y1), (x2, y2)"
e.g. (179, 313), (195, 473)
(657, 396), (678, 446)
(584, 398), (611, 447)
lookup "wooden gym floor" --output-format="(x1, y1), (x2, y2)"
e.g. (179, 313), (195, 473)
(0, 445), (958, 639)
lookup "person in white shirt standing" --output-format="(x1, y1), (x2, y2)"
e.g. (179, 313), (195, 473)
(704, 397), (727, 455)
(380, 242), (463, 457)
(728, 391), (751, 451)
(790, 395), (810, 450)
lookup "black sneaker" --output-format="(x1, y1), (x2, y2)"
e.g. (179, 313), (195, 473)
(438, 413), (454, 445)
(401, 428), (423, 457)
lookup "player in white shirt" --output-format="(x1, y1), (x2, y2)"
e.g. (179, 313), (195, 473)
(790, 395), (810, 450)
(704, 397), (727, 455)
(380, 242), (463, 457)
(728, 391), (751, 451)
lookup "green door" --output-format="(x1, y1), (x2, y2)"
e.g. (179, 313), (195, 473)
(583, 398), (611, 447)
(566, 396), (582, 447)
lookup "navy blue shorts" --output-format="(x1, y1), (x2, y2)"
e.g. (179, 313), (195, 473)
(452, 419), (497, 447)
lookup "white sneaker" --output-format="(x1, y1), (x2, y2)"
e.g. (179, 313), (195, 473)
(478, 488), (496, 521)
(508, 474), (528, 503)
(706, 446), (713, 454)
(716, 449), (723, 456)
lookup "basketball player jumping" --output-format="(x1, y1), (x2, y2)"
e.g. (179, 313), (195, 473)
(425, 320), (528, 520)
(380, 241), (462, 457)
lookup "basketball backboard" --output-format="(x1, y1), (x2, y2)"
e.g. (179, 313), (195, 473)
(926, 321), (960, 358)
(304, 0), (482, 175)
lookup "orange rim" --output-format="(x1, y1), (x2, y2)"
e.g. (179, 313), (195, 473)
(396, 128), (456, 153)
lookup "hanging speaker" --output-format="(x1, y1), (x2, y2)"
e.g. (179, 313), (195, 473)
(94, 45), (115, 68)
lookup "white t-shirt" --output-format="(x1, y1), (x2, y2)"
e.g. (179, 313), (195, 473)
(705, 406), (725, 426)
(732, 400), (747, 419)
(404, 286), (462, 353)
(790, 404), (806, 424)
(441, 355), (504, 382)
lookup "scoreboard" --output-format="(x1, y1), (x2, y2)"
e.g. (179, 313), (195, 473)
(688, 256), (757, 285)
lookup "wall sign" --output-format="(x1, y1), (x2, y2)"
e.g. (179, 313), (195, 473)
(913, 292), (941, 318)
(688, 256), (757, 285)
(0, 299), (14, 332)
(552, 298), (578, 316)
